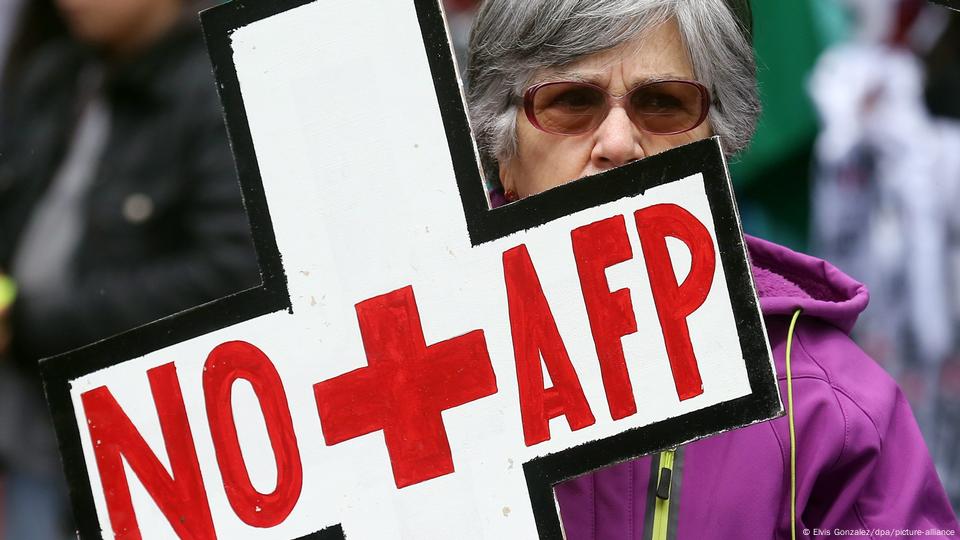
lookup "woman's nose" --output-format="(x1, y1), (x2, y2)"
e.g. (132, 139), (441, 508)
(590, 106), (645, 170)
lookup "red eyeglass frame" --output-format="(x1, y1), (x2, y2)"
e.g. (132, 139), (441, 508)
(522, 79), (712, 136)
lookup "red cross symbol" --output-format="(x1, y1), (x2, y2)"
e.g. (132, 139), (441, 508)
(314, 285), (498, 488)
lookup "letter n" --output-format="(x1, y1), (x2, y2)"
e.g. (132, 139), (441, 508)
(81, 362), (215, 539)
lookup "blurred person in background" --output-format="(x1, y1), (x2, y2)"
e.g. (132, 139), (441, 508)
(809, 0), (960, 510)
(0, 0), (27, 104)
(1, 0), (67, 111)
(0, 0), (260, 536)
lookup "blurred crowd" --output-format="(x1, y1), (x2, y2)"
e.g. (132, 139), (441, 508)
(807, 0), (960, 512)
(0, 0), (957, 537)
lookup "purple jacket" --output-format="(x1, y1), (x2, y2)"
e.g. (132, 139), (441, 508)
(555, 235), (959, 540)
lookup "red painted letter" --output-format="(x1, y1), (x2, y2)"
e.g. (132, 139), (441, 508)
(572, 215), (638, 420)
(204, 341), (302, 528)
(634, 204), (715, 400)
(314, 285), (497, 488)
(503, 244), (596, 447)
(80, 363), (215, 539)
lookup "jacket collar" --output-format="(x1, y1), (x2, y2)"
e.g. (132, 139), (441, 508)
(746, 234), (869, 334)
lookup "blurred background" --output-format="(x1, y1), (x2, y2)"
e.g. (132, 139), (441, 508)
(0, 0), (958, 537)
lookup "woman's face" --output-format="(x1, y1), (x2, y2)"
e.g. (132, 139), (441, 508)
(56, 0), (181, 56)
(499, 18), (713, 198)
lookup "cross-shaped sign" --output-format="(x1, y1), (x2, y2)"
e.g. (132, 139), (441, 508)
(40, 0), (781, 538)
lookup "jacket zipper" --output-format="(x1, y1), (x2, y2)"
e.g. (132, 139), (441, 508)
(651, 448), (676, 540)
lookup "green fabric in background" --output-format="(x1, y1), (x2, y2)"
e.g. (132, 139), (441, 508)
(730, 0), (849, 249)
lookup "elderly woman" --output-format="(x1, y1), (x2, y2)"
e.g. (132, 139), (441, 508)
(465, 1), (959, 539)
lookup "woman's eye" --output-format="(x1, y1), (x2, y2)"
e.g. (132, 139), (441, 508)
(633, 91), (685, 113)
(549, 88), (601, 111)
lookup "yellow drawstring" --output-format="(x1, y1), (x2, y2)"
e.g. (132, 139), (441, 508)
(786, 308), (802, 540)
(651, 448), (676, 540)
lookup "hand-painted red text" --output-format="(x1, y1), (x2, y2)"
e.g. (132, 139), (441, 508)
(504, 244), (597, 446)
(78, 204), (716, 533)
(203, 341), (303, 527)
(81, 363), (215, 539)
(572, 215), (639, 420)
(634, 204), (713, 400)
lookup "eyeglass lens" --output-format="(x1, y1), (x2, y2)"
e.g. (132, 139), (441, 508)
(529, 81), (706, 136)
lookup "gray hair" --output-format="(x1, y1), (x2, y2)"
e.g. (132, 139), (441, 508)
(465, 0), (760, 184)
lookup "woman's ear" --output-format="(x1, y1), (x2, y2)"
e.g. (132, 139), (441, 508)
(499, 158), (516, 195)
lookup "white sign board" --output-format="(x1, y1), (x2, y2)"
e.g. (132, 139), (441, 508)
(41, 0), (781, 538)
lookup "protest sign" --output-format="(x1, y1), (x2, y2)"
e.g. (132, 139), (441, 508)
(40, 0), (781, 538)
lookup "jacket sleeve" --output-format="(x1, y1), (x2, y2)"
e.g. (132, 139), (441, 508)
(789, 319), (958, 537)
(11, 73), (261, 364)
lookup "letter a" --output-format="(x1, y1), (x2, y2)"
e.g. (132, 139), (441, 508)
(503, 244), (596, 447)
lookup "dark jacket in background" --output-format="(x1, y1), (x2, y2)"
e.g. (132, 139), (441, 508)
(0, 20), (260, 367)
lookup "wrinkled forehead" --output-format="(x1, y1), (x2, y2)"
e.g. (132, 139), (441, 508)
(526, 19), (697, 90)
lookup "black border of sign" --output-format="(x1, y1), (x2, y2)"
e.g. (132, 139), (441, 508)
(930, 0), (959, 10)
(38, 0), (780, 538)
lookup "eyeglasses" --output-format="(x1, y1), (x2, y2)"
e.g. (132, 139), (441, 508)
(522, 79), (711, 136)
